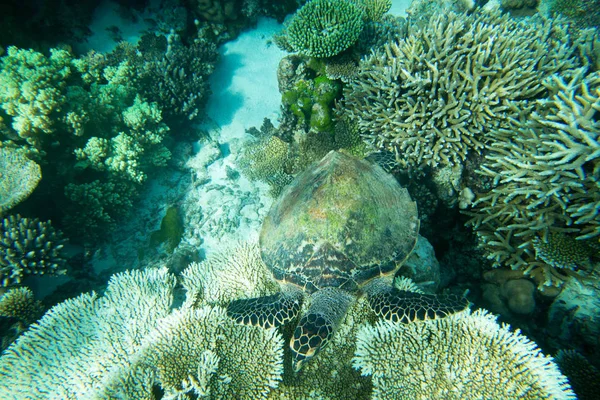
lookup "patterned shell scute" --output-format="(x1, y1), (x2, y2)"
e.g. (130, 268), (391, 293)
(259, 151), (419, 294)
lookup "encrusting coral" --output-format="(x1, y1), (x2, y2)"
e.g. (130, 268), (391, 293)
(466, 68), (599, 287)
(353, 308), (575, 399)
(0, 147), (41, 214)
(341, 10), (595, 169)
(0, 214), (67, 288)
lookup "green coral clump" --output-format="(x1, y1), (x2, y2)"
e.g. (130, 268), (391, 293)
(285, 0), (364, 58)
(282, 75), (341, 133)
(74, 95), (171, 184)
(0, 214), (67, 287)
(0, 147), (41, 214)
(354, 308), (575, 399)
(341, 10), (595, 169)
(466, 69), (599, 287)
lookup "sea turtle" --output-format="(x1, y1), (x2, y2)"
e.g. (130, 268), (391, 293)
(227, 151), (468, 371)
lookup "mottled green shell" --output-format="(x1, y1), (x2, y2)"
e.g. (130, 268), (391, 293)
(260, 151), (419, 294)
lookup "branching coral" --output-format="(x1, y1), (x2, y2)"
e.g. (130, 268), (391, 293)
(0, 46), (71, 149)
(353, 308), (575, 399)
(0, 214), (67, 287)
(0, 147), (41, 214)
(466, 69), (599, 287)
(341, 10), (594, 169)
(284, 0), (364, 58)
(141, 33), (217, 125)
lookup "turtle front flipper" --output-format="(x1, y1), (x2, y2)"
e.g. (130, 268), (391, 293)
(290, 287), (354, 372)
(226, 286), (303, 328)
(364, 279), (469, 323)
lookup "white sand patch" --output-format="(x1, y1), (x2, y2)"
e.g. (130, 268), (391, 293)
(205, 18), (286, 142)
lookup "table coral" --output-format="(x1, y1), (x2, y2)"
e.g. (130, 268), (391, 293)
(0, 266), (285, 399)
(354, 308), (575, 399)
(284, 0), (364, 58)
(0, 147), (41, 214)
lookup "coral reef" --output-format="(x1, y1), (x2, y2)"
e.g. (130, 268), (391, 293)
(0, 29), (218, 243)
(0, 214), (67, 287)
(0, 147), (41, 214)
(341, 10), (593, 169)
(353, 308), (575, 399)
(466, 69), (599, 287)
(284, 0), (364, 58)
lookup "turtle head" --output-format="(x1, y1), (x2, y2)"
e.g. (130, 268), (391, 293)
(290, 313), (334, 372)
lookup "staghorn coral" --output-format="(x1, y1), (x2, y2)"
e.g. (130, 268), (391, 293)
(284, 0), (364, 58)
(353, 308), (575, 399)
(341, 10), (593, 169)
(466, 69), (599, 287)
(0, 147), (41, 214)
(0, 214), (67, 287)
